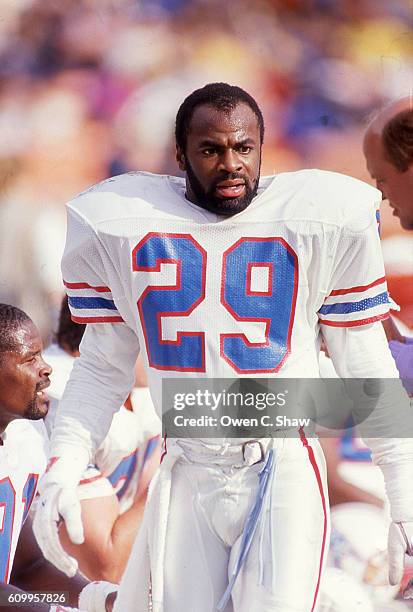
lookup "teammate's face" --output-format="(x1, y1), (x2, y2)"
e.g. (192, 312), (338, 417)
(177, 103), (261, 216)
(0, 321), (51, 429)
(364, 131), (413, 230)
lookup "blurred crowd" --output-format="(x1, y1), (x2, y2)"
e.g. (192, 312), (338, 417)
(0, 0), (412, 339)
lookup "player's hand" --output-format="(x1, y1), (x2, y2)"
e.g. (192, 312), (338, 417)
(33, 484), (84, 577)
(388, 521), (413, 587)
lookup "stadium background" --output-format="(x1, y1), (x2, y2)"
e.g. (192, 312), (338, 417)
(0, 0), (412, 340)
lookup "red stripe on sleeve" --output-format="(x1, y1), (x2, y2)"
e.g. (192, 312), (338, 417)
(329, 276), (386, 297)
(64, 280), (111, 292)
(319, 311), (389, 327)
(71, 315), (124, 323)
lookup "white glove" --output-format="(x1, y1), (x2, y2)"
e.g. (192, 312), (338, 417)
(33, 483), (84, 577)
(79, 581), (118, 612)
(388, 521), (413, 586)
(34, 449), (89, 576)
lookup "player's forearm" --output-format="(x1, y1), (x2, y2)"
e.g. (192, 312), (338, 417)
(327, 474), (383, 507)
(60, 492), (145, 583)
(84, 499), (145, 583)
(320, 437), (383, 507)
(51, 324), (139, 460)
(323, 322), (413, 520)
(102, 497), (147, 583)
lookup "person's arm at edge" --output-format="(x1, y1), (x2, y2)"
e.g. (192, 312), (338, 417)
(9, 516), (87, 608)
(33, 323), (140, 577)
(322, 321), (413, 586)
(319, 436), (383, 507)
(59, 490), (146, 583)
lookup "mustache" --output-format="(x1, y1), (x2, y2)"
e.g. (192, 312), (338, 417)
(35, 379), (50, 392)
(212, 173), (247, 187)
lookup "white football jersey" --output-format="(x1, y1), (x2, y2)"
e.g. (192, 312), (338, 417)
(44, 344), (160, 512)
(62, 170), (388, 419)
(0, 419), (47, 582)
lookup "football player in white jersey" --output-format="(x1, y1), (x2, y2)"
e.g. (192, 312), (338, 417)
(45, 297), (161, 582)
(0, 303), (87, 612)
(33, 83), (413, 612)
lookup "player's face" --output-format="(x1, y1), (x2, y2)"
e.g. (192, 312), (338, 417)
(0, 321), (52, 428)
(177, 102), (261, 216)
(364, 131), (413, 230)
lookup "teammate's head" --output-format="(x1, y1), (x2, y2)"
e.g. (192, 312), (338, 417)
(0, 304), (51, 428)
(56, 295), (85, 357)
(175, 83), (264, 216)
(363, 97), (413, 230)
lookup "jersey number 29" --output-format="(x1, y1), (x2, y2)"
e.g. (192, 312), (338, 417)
(133, 233), (298, 374)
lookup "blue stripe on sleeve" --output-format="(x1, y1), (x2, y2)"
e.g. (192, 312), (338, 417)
(319, 291), (389, 316)
(68, 296), (118, 310)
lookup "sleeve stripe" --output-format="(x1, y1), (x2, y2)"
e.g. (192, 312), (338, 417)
(329, 276), (386, 297)
(142, 435), (161, 464)
(79, 474), (104, 485)
(318, 291), (390, 316)
(67, 287), (124, 322)
(64, 280), (111, 293)
(71, 315), (124, 323)
(68, 296), (118, 310)
(319, 312), (390, 327)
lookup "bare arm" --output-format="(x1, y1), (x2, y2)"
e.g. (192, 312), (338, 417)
(319, 437), (383, 507)
(10, 517), (86, 607)
(59, 492), (146, 584)
(58, 436), (160, 583)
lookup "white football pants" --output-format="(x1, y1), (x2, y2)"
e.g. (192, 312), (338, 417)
(115, 436), (329, 612)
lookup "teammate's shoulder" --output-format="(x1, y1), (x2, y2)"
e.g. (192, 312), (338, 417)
(275, 169), (381, 230)
(4, 419), (49, 458)
(66, 171), (179, 224)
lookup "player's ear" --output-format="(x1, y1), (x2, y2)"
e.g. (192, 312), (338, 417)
(176, 147), (186, 172)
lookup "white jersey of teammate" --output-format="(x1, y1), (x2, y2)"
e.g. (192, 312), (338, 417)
(44, 344), (160, 513)
(0, 419), (47, 583)
(48, 170), (412, 612)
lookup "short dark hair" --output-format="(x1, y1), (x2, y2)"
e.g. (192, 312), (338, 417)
(56, 296), (85, 353)
(175, 82), (265, 151)
(382, 109), (413, 172)
(0, 304), (32, 355)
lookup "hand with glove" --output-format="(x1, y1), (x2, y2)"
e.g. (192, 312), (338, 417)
(78, 581), (118, 612)
(389, 521), (413, 598)
(33, 451), (89, 577)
